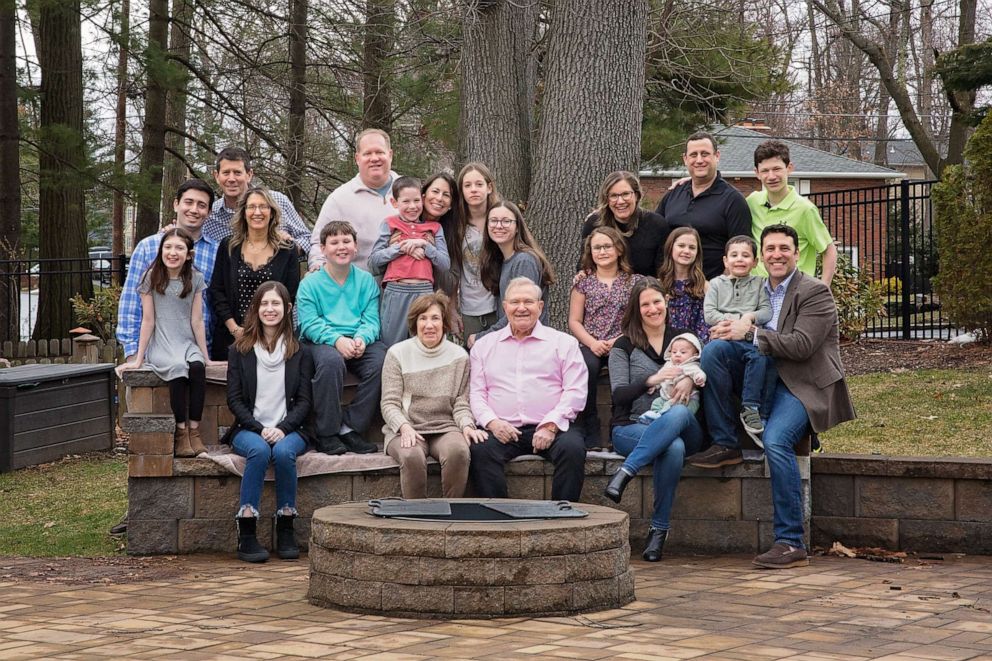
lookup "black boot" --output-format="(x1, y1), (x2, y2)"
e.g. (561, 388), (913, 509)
(275, 514), (299, 560)
(642, 528), (668, 562)
(237, 517), (269, 563)
(604, 468), (634, 504)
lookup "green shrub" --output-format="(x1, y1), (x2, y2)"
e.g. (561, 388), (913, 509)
(879, 276), (903, 297)
(932, 112), (992, 341)
(830, 251), (885, 342)
(70, 286), (121, 341)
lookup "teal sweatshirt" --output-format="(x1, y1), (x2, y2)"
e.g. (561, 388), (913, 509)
(297, 264), (381, 346)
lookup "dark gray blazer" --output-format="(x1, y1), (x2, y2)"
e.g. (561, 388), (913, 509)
(757, 270), (856, 433)
(222, 343), (313, 445)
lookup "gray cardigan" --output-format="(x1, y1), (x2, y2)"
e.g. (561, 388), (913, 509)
(476, 251), (549, 338)
(703, 274), (772, 326)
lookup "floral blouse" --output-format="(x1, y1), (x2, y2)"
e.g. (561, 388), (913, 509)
(667, 279), (709, 343)
(575, 271), (643, 340)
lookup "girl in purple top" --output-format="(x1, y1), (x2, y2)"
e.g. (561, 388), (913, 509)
(657, 227), (709, 343)
(568, 226), (643, 449)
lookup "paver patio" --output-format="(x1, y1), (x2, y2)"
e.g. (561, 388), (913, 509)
(0, 553), (991, 660)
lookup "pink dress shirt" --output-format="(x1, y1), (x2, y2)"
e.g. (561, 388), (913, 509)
(470, 321), (588, 432)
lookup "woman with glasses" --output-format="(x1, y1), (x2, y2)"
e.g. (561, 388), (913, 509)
(469, 200), (555, 347)
(580, 171), (670, 277)
(209, 187), (302, 360)
(568, 226), (643, 449)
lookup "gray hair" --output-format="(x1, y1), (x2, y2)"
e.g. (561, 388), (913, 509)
(504, 277), (542, 300)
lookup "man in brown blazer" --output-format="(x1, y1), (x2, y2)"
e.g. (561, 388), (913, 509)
(690, 223), (855, 569)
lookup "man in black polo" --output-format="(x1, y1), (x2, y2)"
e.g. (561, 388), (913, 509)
(656, 131), (752, 279)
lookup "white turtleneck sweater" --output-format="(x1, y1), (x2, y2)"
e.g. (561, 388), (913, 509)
(253, 339), (287, 428)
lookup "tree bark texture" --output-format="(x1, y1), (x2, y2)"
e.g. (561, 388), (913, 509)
(112, 0), (130, 261)
(286, 0), (307, 210)
(362, 0), (394, 132)
(34, 0), (90, 339)
(0, 0), (20, 341)
(528, 0), (648, 327)
(161, 0), (192, 223)
(458, 0), (537, 204)
(943, 0), (977, 169)
(135, 0), (169, 239)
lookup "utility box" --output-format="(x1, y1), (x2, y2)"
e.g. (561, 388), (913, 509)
(0, 363), (116, 472)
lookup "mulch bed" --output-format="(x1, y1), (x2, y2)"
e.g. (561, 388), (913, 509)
(841, 338), (992, 376)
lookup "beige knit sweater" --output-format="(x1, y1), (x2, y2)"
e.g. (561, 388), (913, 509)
(379, 337), (475, 452)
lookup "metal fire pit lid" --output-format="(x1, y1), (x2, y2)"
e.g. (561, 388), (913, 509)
(368, 498), (588, 520)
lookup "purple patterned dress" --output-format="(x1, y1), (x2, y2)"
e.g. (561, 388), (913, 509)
(666, 279), (709, 342)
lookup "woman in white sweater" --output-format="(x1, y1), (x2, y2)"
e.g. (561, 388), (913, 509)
(380, 292), (488, 497)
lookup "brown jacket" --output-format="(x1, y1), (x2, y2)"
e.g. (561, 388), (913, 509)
(756, 270), (855, 433)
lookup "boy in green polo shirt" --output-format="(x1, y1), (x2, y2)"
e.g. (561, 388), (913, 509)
(747, 140), (837, 285)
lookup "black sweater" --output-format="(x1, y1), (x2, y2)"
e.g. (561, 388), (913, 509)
(580, 210), (669, 277)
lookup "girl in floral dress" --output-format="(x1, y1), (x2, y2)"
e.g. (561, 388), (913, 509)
(657, 227), (709, 342)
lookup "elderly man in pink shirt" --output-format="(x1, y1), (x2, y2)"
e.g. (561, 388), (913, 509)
(469, 277), (589, 501)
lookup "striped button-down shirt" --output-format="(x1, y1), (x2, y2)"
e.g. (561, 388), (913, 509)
(763, 268), (798, 332)
(115, 232), (219, 357)
(203, 190), (311, 252)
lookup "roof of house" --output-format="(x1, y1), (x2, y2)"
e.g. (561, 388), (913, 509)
(640, 124), (906, 180)
(863, 139), (937, 169)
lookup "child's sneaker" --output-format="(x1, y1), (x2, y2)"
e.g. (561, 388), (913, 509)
(740, 406), (764, 448)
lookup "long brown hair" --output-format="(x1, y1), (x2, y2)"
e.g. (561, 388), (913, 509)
(454, 163), (500, 273)
(146, 228), (195, 298)
(234, 281), (299, 359)
(579, 226), (632, 274)
(592, 171), (644, 237)
(229, 187), (291, 254)
(657, 226), (707, 299)
(479, 200), (555, 296)
(620, 277), (668, 352)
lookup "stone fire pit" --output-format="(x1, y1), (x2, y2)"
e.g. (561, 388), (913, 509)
(307, 499), (633, 618)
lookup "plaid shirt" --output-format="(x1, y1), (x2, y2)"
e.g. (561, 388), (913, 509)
(116, 232), (219, 357)
(202, 190), (311, 252)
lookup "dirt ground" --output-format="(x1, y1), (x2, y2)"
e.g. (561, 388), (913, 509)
(2, 339), (989, 585)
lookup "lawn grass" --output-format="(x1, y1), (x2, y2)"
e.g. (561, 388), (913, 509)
(821, 368), (992, 456)
(0, 455), (127, 557)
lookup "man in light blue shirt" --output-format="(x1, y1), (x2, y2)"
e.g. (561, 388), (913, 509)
(116, 179), (219, 359)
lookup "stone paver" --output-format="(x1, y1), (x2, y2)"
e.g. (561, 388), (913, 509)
(1, 554), (991, 660)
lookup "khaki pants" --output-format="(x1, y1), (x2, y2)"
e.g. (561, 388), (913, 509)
(386, 430), (470, 499)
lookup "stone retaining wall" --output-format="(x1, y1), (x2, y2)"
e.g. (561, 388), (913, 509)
(811, 455), (992, 554)
(122, 369), (808, 556)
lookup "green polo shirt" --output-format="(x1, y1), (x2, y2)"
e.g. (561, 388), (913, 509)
(747, 185), (833, 277)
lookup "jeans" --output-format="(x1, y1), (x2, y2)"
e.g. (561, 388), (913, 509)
(701, 339), (772, 448)
(611, 405), (702, 530)
(578, 345), (607, 447)
(763, 380), (810, 548)
(232, 430), (307, 515)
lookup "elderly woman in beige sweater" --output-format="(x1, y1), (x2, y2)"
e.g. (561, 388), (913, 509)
(380, 292), (489, 498)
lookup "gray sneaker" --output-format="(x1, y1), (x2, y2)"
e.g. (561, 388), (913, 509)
(752, 543), (809, 569)
(740, 406), (764, 448)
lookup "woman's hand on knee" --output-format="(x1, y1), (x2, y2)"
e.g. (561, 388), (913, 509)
(261, 427), (285, 444)
(399, 424), (423, 448)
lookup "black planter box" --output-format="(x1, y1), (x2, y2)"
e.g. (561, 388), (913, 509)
(0, 363), (116, 472)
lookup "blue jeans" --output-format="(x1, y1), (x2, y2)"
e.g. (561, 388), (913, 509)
(611, 405), (702, 530)
(763, 381), (810, 548)
(232, 430), (307, 516)
(701, 339), (777, 447)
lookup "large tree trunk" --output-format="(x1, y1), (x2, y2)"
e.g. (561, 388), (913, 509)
(528, 0), (648, 326)
(0, 0), (20, 341)
(134, 0), (169, 239)
(112, 0), (129, 260)
(161, 0), (192, 222)
(33, 0), (89, 339)
(286, 0), (307, 210)
(361, 0), (394, 132)
(944, 0), (977, 169)
(458, 0), (537, 204)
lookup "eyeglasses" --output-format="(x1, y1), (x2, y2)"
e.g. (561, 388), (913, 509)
(608, 191), (635, 202)
(488, 218), (516, 227)
(590, 244), (615, 252)
(246, 204), (270, 213)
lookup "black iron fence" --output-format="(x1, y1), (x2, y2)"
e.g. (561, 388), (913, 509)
(809, 179), (956, 340)
(0, 252), (127, 344)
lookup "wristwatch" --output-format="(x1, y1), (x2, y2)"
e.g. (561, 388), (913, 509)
(744, 327), (756, 342)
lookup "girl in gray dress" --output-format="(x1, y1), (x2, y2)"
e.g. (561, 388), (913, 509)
(116, 228), (212, 457)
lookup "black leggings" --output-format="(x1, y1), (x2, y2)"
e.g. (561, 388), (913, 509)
(167, 361), (205, 423)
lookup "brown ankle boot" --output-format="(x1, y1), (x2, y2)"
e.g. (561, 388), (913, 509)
(188, 426), (207, 455)
(174, 426), (195, 457)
